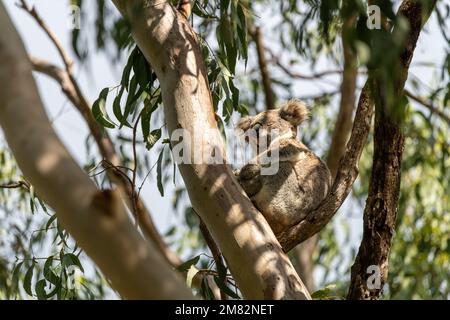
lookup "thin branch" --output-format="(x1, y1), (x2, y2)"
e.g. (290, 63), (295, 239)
(0, 181), (29, 190)
(17, 0), (73, 73)
(405, 89), (450, 126)
(327, 13), (358, 178)
(199, 220), (228, 300)
(250, 26), (276, 109)
(266, 47), (343, 80)
(292, 9), (359, 293)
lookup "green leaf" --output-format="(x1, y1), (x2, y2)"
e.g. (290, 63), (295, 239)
(236, 3), (248, 62)
(213, 276), (241, 299)
(192, 1), (213, 18)
(23, 263), (35, 296)
(35, 279), (47, 300)
(229, 80), (240, 110)
(141, 98), (159, 146)
(38, 198), (49, 215)
(45, 281), (61, 299)
(222, 98), (233, 122)
(62, 253), (84, 273)
(113, 86), (131, 128)
(311, 284), (337, 300)
(133, 48), (153, 89)
(92, 87), (116, 129)
(45, 214), (57, 231)
(43, 256), (60, 286)
(156, 148), (165, 197)
(12, 261), (23, 289)
(121, 50), (135, 89)
(147, 129), (162, 150)
(176, 255), (200, 272)
(123, 76), (140, 121)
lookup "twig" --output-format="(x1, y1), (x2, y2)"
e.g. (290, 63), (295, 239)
(0, 181), (29, 190)
(17, 0), (73, 73)
(199, 220), (228, 300)
(405, 89), (450, 126)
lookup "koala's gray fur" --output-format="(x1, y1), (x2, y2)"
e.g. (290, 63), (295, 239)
(235, 100), (332, 234)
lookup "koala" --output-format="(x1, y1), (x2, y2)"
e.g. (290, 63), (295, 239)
(235, 100), (332, 235)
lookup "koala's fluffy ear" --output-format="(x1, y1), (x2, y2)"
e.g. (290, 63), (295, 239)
(237, 116), (253, 132)
(279, 100), (309, 126)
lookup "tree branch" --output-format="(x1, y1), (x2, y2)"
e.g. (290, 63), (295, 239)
(0, 2), (192, 299)
(0, 181), (29, 190)
(17, 0), (73, 73)
(347, 0), (437, 300)
(250, 26), (276, 109)
(112, 0), (310, 299)
(327, 13), (358, 178)
(278, 80), (374, 252)
(292, 9), (359, 293)
(22, 2), (182, 268)
(404, 89), (450, 126)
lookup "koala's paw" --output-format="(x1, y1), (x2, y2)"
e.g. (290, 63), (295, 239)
(238, 163), (261, 180)
(236, 164), (262, 197)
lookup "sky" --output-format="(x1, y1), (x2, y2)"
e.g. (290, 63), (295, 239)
(2, 0), (448, 286)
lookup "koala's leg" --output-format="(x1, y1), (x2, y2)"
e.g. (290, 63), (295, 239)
(237, 163), (262, 197)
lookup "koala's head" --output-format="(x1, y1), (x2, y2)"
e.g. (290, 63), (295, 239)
(237, 100), (309, 147)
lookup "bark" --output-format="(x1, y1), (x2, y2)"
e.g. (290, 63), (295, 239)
(347, 0), (436, 300)
(0, 2), (192, 299)
(112, 0), (310, 299)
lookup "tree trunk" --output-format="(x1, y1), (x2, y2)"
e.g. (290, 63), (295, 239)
(0, 2), (193, 300)
(112, 0), (310, 299)
(347, 0), (436, 299)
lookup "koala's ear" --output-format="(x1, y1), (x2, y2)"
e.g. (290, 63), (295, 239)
(279, 100), (309, 126)
(237, 116), (253, 132)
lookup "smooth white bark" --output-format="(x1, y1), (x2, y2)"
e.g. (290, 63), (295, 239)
(112, 0), (310, 299)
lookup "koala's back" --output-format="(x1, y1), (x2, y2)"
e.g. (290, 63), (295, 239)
(251, 150), (331, 234)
